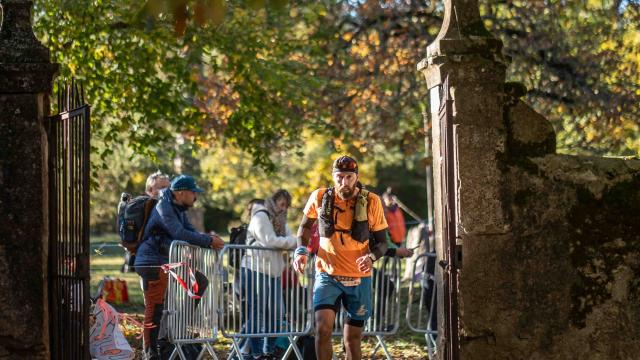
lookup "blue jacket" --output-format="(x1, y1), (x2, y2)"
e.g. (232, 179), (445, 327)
(134, 189), (211, 266)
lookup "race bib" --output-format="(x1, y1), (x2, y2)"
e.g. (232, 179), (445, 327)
(334, 276), (361, 287)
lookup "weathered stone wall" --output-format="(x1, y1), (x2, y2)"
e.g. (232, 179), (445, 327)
(420, 2), (640, 359)
(0, 0), (57, 358)
(0, 92), (51, 360)
(457, 98), (640, 360)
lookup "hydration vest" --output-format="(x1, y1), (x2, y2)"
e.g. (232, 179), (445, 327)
(318, 186), (370, 243)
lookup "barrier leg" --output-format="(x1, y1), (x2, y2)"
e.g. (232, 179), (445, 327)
(228, 338), (244, 360)
(426, 333), (437, 360)
(174, 344), (187, 360)
(195, 345), (205, 360)
(375, 335), (392, 360)
(203, 342), (219, 360)
(280, 336), (296, 360)
(226, 351), (234, 360)
(372, 340), (380, 359)
(281, 342), (293, 359)
(284, 335), (304, 360)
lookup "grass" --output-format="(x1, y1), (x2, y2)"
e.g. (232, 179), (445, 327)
(90, 233), (432, 359)
(90, 233), (145, 313)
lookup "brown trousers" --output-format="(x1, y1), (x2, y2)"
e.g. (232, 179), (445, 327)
(141, 269), (168, 354)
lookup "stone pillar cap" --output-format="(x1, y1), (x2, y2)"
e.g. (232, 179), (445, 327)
(0, 0), (51, 63)
(418, 0), (505, 71)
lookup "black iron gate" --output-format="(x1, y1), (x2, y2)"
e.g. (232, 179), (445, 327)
(47, 80), (91, 359)
(438, 77), (460, 360)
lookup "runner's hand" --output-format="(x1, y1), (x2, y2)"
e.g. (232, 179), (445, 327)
(395, 247), (414, 258)
(293, 254), (308, 273)
(356, 254), (373, 273)
(209, 234), (225, 250)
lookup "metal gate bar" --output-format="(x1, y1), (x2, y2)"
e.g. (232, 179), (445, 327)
(438, 77), (460, 360)
(48, 80), (91, 360)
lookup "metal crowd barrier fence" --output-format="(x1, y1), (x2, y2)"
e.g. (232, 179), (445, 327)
(166, 241), (220, 360)
(218, 245), (314, 360)
(406, 252), (438, 359)
(331, 256), (401, 360)
(164, 242), (416, 359)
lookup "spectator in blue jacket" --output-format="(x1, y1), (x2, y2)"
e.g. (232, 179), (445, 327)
(135, 174), (224, 360)
(121, 171), (171, 273)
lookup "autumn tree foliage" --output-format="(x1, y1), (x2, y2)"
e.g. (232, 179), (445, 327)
(31, 0), (639, 229)
(312, 0), (640, 157)
(34, 0), (639, 165)
(484, 0), (640, 155)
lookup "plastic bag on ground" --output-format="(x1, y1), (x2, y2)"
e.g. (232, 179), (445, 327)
(89, 298), (135, 360)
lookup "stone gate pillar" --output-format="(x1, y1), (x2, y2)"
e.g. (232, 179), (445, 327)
(0, 0), (58, 357)
(418, 0), (509, 358)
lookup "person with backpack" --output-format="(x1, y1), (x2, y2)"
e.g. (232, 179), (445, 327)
(230, 198), (264, 356)
(134, 174), (225, 360)
(228, 198), (264, 271)
(240, 189), (297, 360)
(119, 171), (170, 273)
(292, 155), (388, 360)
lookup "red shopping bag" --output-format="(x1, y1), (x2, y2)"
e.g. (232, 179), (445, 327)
(102, 277), (129, 304)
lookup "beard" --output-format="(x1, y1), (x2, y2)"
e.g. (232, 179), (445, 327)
(337, 183), (357, 199)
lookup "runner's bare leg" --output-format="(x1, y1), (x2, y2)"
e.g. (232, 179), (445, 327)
(315, 309), (336, 360)
(344, 323), (363, 360)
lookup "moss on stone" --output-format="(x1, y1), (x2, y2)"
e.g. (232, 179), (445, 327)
(567, 176), (640, 327)
(505, 154), (540, 175)
(513, 188), (535, 207)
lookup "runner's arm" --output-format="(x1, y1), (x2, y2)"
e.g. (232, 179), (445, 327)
(369, 229), (388, 260)
(297, 214), (316, 248)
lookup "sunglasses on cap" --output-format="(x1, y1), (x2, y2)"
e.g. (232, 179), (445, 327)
(333, 156), (358, 173)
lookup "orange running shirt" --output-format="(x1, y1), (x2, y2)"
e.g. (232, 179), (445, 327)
(303, 188), (388, 277)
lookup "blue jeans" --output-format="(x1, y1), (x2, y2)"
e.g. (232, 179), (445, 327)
(240, 268), (285, 356)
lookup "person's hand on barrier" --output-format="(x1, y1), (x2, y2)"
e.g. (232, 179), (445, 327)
(209, 234), (225, 250)
(293, 254), (307, 273)
(395, 247), (414, 258)
(356, 254), (373, 273)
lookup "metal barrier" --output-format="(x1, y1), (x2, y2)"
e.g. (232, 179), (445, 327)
(166, 241), (221, 359)
(218, 245), (314, 360)
(164, 243), (421, 359)
(406, 252), (438, 359)
(331, 256), (401, 360)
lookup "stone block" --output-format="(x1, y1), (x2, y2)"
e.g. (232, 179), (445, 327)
(454, 124), (509, 234)
(0, 94), (48, 357)
(456, 158), (640, 359)
(506, 100), (556, 156)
